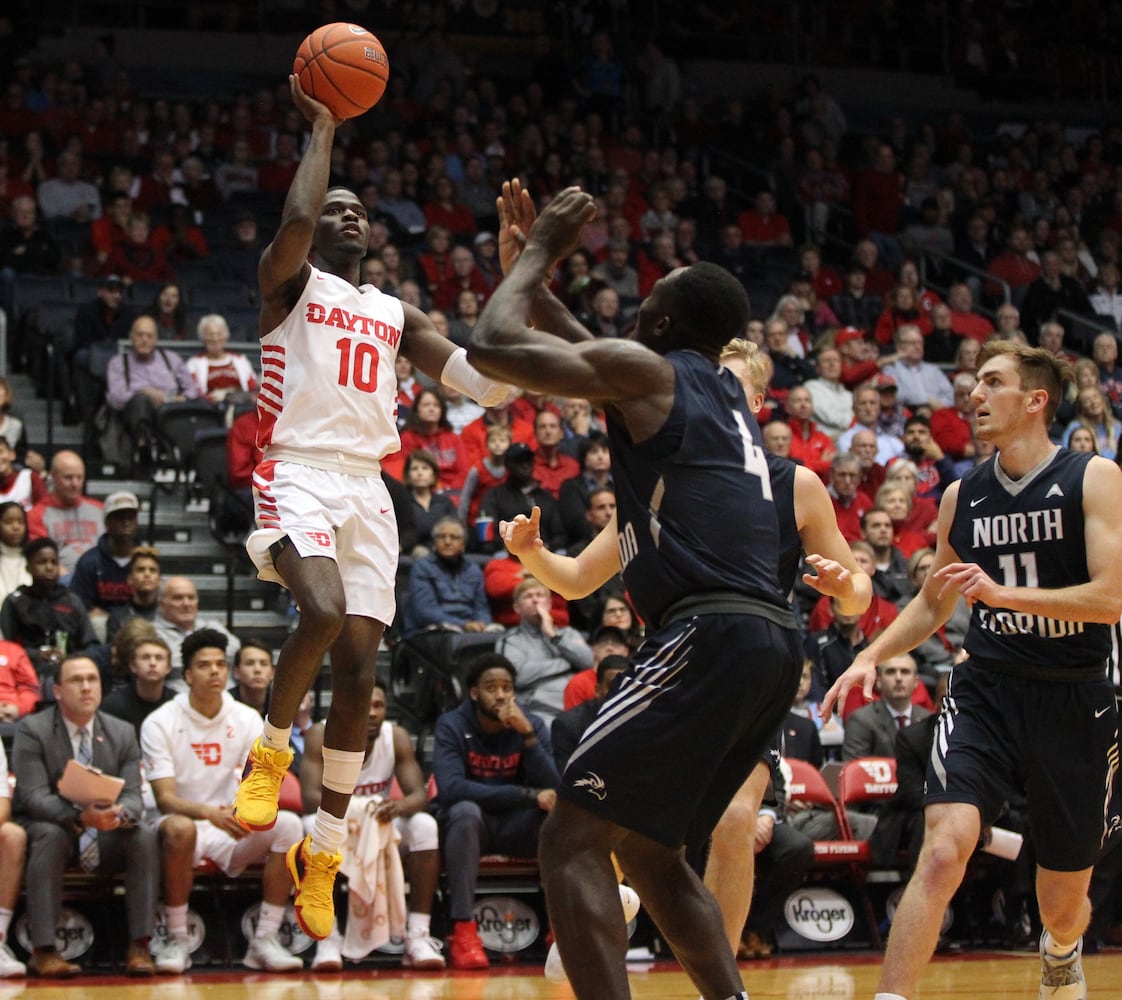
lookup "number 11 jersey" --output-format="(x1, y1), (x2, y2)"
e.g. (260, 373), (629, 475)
(949, 447), (1109, 676)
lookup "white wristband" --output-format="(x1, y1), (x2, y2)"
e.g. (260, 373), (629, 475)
(440, 347), (516, 407)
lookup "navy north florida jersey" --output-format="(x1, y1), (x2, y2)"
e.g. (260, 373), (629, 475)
(948, 447), (1109, 675)
(605, 349), (788, 626)
(766, 452), (800, 596)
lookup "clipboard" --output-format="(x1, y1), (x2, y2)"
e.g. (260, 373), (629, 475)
(57, 759), (125, 806)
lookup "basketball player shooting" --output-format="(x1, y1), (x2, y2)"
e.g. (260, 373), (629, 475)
(231, 75), (512, 941)
(823, 341), (1122, 1000)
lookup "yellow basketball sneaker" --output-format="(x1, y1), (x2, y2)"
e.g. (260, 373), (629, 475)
(232, 738), (293, 832)
(287, 835), (342, 940)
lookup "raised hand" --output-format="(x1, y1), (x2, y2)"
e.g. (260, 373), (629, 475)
(289, 74), (344, 127)
(500, 506), (544, 557)
(497, 178), (537, 275)
(820, 655), (878, 720)
(526, 186), (597, 262)
(802, 554), (853, 599)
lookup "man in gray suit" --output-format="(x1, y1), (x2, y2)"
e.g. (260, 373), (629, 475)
(842, 653), (932, 760)
(11, 654), (160, 977)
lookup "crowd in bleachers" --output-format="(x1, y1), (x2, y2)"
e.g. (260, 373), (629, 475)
(2, 5), (1122, 977)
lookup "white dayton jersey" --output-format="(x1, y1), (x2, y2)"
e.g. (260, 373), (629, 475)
(257, 265), (405, 466)
(353, 720), (395, 799)
(140, 692), (262, 806)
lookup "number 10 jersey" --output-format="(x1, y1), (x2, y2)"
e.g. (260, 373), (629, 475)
(257, 265), (404, 468)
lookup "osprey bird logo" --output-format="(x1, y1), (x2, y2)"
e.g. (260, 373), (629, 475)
(573, 772), (607, 800)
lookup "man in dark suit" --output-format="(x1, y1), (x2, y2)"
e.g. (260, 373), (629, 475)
(11, 654), (160, 977)
(551, 654), (628, 772)
(842, 653), (932, 760)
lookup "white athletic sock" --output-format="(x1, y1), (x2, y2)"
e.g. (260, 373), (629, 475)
(262, 717), (292, 752)
(0, 907), (12, 940)
(256, 901), (286, 938)
(166, 903), (189, 941)
(1043, 931), (1078, 959)
(407, 912), (431, 938)
(874, 993), (908, 1000)
(310, 807), (347, 855)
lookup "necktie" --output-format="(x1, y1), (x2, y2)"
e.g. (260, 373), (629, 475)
(76, 727), (99, 872)
(895, 714), (908, 731)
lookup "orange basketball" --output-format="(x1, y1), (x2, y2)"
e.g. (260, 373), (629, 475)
(293, 22), (389, 120)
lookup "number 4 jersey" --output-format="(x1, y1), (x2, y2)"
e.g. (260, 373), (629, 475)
(949, 447), (1109, 676)
(257, 265), (404, 468)
(605, 349), (790, 628)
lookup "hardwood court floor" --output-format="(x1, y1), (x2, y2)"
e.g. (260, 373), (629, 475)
(8, 950), (1122, 999)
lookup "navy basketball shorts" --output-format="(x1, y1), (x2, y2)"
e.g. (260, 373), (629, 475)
(559, 612), (802, 851)
(925, 662), (1119, 871)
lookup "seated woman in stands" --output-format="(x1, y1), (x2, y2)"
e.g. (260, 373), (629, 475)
(186, 313), (258, 406)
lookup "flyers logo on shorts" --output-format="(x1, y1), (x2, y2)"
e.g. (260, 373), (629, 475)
(304, 530), (332, 548)
(574, 772), (607, 800)
(191, 742), (222, 766)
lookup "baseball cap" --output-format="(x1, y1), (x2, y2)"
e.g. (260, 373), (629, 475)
(503, 442), (535, 466)
(792, 269), (814, 283)
(870, 373), (897, 391)
(101, 274), (125, 289)
(103, 490), (140, 516)
(835, 327), (865, 348)
(474, 231), (496, 247)
(484, 142), (506, 158)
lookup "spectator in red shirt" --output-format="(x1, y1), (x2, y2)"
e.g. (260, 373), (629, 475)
(875, 483), (931, 558)
(99, 211), (176, 284)
(786, 386), (835, 479)
(851, 427), (887, 498)
(945, 283), (994, 344)
(424, 174), (477, 240)
(398, 389), (471, 495)
(835, 327), (882, 389)
(461, 400), (535, 465)
(530, 409), (579, 499)
(737, 190), (792, 247)
(873, 285), (932, 347)
(853, 143), (905, 268)
(257, 129), (301, 195)
(227, 405), (260, 494)
(985, 224), (1041, 305)
(0, 633), (40, 722)
(827, 452), (873, 542)
(133, 149), (181, 214)
(929, 373), (977, 471)
(150, 204), (210, 266)
(800, 243), (843, 301)
(853, 239), (896, 298)
(90, 190), (133, 268)
(433, 244), (491, 312)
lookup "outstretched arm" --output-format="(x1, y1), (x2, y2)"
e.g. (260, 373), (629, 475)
(500, 506), (621, 600)
(257, 76), (342, 334)
(793, 465), (872, 617)
(821, 480), (965, 718)
(469, 187), (673, 412)
(496, 179), (594, 344)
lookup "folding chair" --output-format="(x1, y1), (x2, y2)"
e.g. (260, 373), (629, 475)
(153, 399), (226, 493)
(786, 757), (883, 947)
